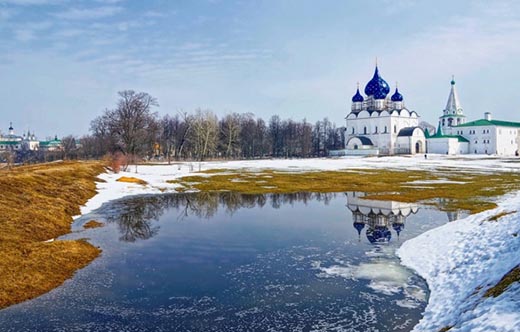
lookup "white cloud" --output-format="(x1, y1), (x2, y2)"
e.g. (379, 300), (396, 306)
(385, 7), (520, 81)
(12, 20), (52, 41)
(143, 10), (168, 18)
(14, 28), (35, 41)
(0, 0), (64, 5)
(53, 6), (122, 20)
(0, 8), (15, 21)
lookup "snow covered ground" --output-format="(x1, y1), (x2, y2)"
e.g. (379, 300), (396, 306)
(75, 154), (520, 332)
(398, 192), (520, 332)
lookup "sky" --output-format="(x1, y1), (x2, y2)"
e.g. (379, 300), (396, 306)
(1, 0), (520, 138)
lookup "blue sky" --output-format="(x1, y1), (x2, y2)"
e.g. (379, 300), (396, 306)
(1, 0), (520, 138)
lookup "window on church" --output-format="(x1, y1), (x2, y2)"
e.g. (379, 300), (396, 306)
(394, 125), (397, 133)
(352, 127), (355, 134)
(442, 119), (445, 126)
(364, 127), (367, 134)
(375, 126), (378, 133)
(384, 126), (387, 133)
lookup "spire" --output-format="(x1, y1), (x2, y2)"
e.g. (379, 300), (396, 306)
(8, 122), (13, 131)
(445, 76), (461, 114)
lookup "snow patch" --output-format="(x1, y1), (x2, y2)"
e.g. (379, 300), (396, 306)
(397, 191), (520, 332)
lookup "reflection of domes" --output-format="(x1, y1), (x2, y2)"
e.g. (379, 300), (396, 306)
(366, 226), (392, 243)
(392, 222), (404, 235)
(364, 66), (390, 99)
(353, 222), (365, 235)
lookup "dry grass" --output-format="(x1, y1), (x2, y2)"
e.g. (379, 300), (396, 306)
(168, 168), (520, 214)
(0, 161), (104, 309)
(116, 176), (148, 185)
(83, 220), (104, 229)
(484, 265), (520, 298)
(438, 326), (453, 332)
(487, 211), (517, 222)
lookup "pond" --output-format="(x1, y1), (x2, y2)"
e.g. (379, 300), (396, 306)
(0, 192), (462, 332)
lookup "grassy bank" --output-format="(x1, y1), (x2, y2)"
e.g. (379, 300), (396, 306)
(0, 161), (104, 309)
(169, 168), (520, 214)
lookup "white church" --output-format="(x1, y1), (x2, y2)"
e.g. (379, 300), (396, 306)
(343, 66), (520, 156)
(427, 78), (520, 156)
(344, 66), (426, 155)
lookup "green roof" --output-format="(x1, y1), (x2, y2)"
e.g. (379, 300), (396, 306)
(428, 133), (469, 143)
(39, 140), (61, 146)
(455, 119), (520, 128)
(0, 141), (21, 145)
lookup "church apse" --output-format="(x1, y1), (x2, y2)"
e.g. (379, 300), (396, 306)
(346, 192), (419, 244)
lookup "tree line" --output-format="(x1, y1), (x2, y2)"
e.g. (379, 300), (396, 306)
(78, 90), (345, 162)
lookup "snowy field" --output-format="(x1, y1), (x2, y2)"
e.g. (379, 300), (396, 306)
(76, 154), (520, 332)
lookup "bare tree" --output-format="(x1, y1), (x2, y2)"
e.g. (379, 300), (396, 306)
(90, 90), (158, 168)
(190, 109), (218, 161)
(220, 113), (241, 158)
(61, 135), (77, 160)
(160, 112), (193, 162)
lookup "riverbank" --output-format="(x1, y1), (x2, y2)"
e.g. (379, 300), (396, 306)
(0, 161), (104, 309)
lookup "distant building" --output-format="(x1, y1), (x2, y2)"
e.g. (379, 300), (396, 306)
(0, 123), (63, 152)
(344, 65), (426, 155)
(0, 123), (24, 151)
(39, 135), (63, 151)
(426, 79), (520, 156)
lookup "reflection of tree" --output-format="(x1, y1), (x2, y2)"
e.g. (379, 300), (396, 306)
(103, 192), (338, 242)
(105, 196), (165, 242)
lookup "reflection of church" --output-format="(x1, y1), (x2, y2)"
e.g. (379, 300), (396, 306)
(346, 192), (419, 243)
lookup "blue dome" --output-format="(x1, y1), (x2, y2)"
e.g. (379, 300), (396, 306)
(352, 88), (364, 102)
(366, 226), (392, 243)
(353, 222), (365, 235)
(364, 66), (390, 99)
(391, 87), (403, 102)
(392, 222), (404, 235)
(373, 89), (388, 100)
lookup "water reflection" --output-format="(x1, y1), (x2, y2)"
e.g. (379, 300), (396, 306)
(104, 192), (461, 245)
(346, 192), (419, 244)
(105, 192), (336, 242)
